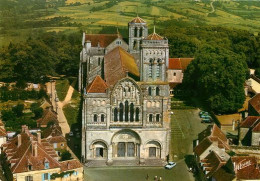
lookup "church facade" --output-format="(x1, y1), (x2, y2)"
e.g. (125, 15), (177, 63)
(79, 17), (171, 166)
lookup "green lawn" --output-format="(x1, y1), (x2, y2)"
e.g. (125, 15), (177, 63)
(55, 79), (70, 101)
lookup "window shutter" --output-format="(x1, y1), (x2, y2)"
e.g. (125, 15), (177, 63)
(48, 173), (50, 180)
(42, 174), (45, 181)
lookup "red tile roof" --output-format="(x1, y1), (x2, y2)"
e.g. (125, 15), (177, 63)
(42, 124), (63, 138)
(0, 127), (6, 137)
(211, 167), (235, 181)
(37, 109), (58, 127)
(145, 32), (164, 40)
(85, 34), (120, 48)
(130, 16), (146, 23)
(179, 58), (194, 70)
(202, 151), (226, 177)
(240, 116), (260, 128)
(252, 122), (260, 132)
(232, 156), (260, 180)
(194, 137), (212, 156)
(168, 58), (182, 70)
(210, 124), (229, 149)
(2, 126), (60, 173)
(47, 136), (66, 144)
(249, 93), (260, 114)
(168, 58), (194, 70)
(86, 75), (108, 93)
(104, 46), (139, 86)
(60, 159), (82, 172)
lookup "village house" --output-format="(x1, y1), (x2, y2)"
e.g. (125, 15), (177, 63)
(0, 119), (7, 154)
(2, 125), (83, 181)
(167, 58), (194, 92)
(248, 93), (260, 116)
(194, 124), (231, 162)
(37, 108), (58, 128)
(239, 116), (260, 146)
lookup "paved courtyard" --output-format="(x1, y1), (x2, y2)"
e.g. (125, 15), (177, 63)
(84, 109), (208, 181)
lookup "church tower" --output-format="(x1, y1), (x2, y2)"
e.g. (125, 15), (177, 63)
(128, 16), (148, 54)
(140, 27), (169, 82)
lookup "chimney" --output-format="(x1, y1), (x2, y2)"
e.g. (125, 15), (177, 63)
(18, 134), (22, 147)
(37, 131), (41, 144)
(32, 141), (38, 157)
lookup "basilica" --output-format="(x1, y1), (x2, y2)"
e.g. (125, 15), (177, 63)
(79, 16), (171, 166)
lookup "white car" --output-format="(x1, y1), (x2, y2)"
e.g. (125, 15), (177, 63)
(165, 162), (176, 169)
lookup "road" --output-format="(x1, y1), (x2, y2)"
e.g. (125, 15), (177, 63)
(46, 81), (70, 136)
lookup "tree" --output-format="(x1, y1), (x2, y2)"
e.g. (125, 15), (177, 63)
(12, 104), (24, 117)
(182, 44), (248, 113)
(1, 110), (16, 122)
(60, 150), (71, 161)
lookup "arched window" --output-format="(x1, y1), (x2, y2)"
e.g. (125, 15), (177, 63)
(135, 108), (139, 122)
(156, 87), (160, 96)
(114, 108), (118, 122)
(156, 59), (161, 77)
(149, 114), (153, 122)
(130, 103), (134, 122)
(156, 114), (160, 122)
(148, 87), (152, 96)
(149, 59), (153, 77)
(119, 103), (124, 122)
(134, 27), (138, 37)
(101, 114), (105, 122)
(133, 41), (137, 50)
(94, 114), (98, 122)
(125, 101), (129, 122)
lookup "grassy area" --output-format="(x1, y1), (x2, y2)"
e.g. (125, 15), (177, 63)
(1, 0), (260, 46)
(56, 79), (70, 101)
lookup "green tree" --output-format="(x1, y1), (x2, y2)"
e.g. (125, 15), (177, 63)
(60, 150), (72, 161)
(12, 104), (24, 117)
(182, 45), (248, 113)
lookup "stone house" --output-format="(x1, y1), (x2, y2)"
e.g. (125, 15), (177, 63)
(0, 119), (7, 154)
(239, 116), (260, 146)
(248, 93), (260, 116)
(194, 124), (230, 162)
(2, 125), (83, 181)
(37, 108), (58, 128)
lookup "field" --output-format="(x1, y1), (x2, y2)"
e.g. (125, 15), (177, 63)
(0, 0), (260, 46)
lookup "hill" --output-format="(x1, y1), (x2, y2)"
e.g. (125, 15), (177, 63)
(0, 0), (259, 46)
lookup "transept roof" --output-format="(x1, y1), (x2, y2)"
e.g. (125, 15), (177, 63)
(86, 75), (108, 93)
(85, 34), (121, 48)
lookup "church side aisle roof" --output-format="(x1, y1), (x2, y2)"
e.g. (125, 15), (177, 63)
(104, 46), (139, 86)
(86, 75), (108, 93)
(85, 34), (121, 48)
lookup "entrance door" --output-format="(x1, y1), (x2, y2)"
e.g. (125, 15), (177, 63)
(149, 147), (156, 157)
(117, 142), (125, 157)
(96, 148), (104, 157)
(127, 142), (135, 157)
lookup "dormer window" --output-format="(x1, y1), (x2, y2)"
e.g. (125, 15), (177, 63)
(28, 165), (33, 171)
(116, 40), (121, 45)
(44, 161), (49, 169)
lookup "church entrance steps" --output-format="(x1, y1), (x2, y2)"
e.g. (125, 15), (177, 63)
(85, 160), (107, 167)
(112, 159), (140, 166)
(144, 159), (166, 166)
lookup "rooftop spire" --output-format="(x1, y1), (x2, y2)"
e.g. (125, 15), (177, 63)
(153, 16), (156, 33)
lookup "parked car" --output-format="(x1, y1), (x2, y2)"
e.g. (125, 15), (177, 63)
(201, 118), (213, 123)
(201, 114), (212, 119)
(165, 162), (177, 169)
(199, 111), (208, 117)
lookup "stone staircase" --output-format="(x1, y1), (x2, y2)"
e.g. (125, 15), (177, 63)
(171, 114), (184, 140)
(85, 160), (107, 167)
(144, 159), (165, 166)
(112, 159), (139, 166)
